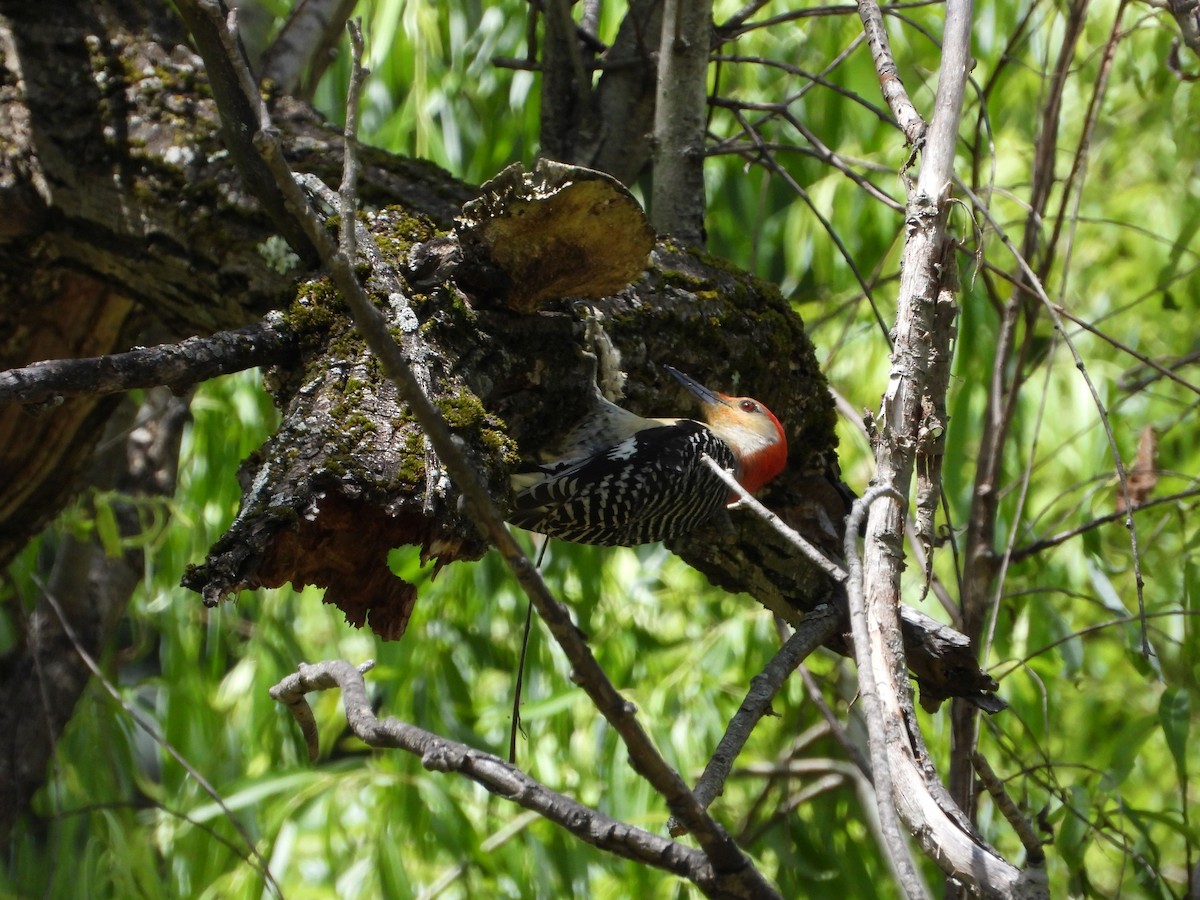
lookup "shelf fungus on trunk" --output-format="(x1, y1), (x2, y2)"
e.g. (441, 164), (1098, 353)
(180, 162), (1001, 713)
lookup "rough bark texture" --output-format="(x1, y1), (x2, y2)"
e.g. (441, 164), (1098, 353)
(855, 0), (1029, 893)
(538, 0), (662, 185)
(0, 3), (472, 569)
(0, 1), (472, 838)
(177, 165), (998, 712)
(0, 0), (1001, 841)
(182, 203), (844, 641)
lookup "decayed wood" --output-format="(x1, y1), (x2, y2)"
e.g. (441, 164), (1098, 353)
(0, 8), (473, 568)
(176, 162), (999, 711)
(0, 9), (1001, 714)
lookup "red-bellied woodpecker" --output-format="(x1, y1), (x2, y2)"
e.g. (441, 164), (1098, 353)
(508, 366), (788, 546)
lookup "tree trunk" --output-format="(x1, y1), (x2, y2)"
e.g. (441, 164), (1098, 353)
(0, 0), (1000, 841)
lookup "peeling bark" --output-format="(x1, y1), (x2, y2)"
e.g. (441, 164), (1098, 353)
(0, 6), (471, 567)
(0, 5), (1005, 842)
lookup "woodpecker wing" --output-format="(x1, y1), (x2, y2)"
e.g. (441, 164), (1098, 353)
(544, 393), (672, 463)
(509, 420), (738, 546)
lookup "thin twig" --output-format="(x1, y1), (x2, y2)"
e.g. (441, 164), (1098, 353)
(989, 609), (1196, 683)
(509, 598), (535, 764)
(340, 20), (368, 261)
(0, 319), (295, 404)
(981, 333), (1057, 661)
(723, 112), (893, 344)
(181, 6), (778, 892)
(956, 181), (1152, 656)
(1056, 303), (1200, 398)
(1009, 486), (1200, 562)
(268, 661), (726, 885)
(719, 1), (947, 42)
(716, 0), (774, 36)
(417, 811), (542, 900)
(856, 0), (926, 146)
(711, 54), (896, 126)
(971, 752), (1046, 864)
(798, 665), (873, 777)
(668, 604), (840, 836)
(1044, 1), (1128, 289)
(708, 98), (904, 211)
(700, 455), (848, 582)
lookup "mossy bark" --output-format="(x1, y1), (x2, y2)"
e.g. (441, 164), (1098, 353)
(0, 10), (998, 716)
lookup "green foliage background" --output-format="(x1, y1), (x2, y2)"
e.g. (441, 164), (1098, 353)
(3, 0), (1198, 897)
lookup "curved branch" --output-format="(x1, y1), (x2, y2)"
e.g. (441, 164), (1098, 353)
(269, 660), (730, 891)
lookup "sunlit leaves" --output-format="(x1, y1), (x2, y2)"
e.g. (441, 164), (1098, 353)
(5, 0), (1200, 897)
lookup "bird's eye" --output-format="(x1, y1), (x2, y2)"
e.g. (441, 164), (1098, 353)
(740, 400), (757, 413)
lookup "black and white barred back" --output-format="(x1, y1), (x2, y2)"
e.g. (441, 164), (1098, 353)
(508, 420), (737, 546)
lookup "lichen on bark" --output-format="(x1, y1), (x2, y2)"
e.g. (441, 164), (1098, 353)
(183, 171), (845, 645)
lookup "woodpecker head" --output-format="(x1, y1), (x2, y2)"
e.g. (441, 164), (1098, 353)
(664, 366), (788, 493)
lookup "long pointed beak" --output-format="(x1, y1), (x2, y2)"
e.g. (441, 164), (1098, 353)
(663, 365), (729, 409)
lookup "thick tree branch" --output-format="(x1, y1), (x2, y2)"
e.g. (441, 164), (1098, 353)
(0, 5), (472, 568)
(171, 0), (320, 265)
(857, 0), (1037, 894)
(585, 0), (663, 183)
(651, 0), (712, 244)
(176, 10), (781, 895)
(539, 0), (596, 162)
(260, 0), (358, 98)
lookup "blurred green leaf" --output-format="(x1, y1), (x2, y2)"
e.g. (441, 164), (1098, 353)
(7, 1), (1200, 898)
(1158, 686), (1191, 786)
(93, 494), (123, 558)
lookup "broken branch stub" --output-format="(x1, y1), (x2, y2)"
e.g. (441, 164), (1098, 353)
(178, 166), (1000, 711)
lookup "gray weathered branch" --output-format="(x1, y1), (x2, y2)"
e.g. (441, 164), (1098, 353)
(856, 0), (1039, 894)
(269, 660), (740, 894)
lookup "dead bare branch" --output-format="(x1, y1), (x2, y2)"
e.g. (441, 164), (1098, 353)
(176, 5), (781, 894)
(856, 0), (926, 146)
(854, 0), (1041, 893)
(268, 660), (733, 891)
(0, 319), (295, 405)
